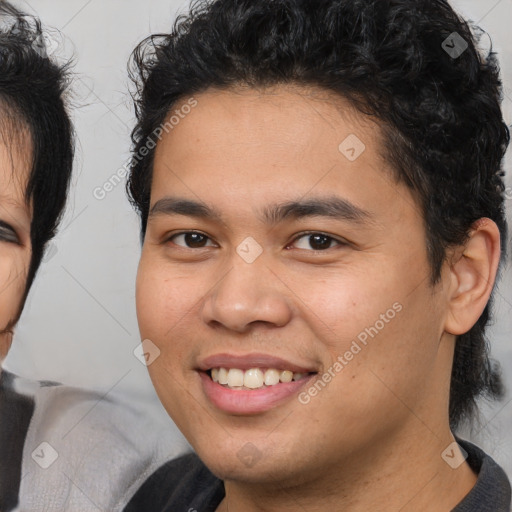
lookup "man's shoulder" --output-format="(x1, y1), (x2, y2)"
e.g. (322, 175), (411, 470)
(124, 452), (224, 512)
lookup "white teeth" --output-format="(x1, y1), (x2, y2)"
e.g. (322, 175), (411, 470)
(218, 368), (229, 385)
(264, 369), (280, 386)
(227, 368), (244, 388)
(244, 368), (264, 389)
(280, 370), (293, 383)
(210, 367), (310, 389)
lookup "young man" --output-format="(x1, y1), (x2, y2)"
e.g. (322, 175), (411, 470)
(124, 0), (511, 510)
(0, 3), (173, 510)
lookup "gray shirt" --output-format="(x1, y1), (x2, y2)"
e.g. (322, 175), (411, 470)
(0, 370), (188, 512)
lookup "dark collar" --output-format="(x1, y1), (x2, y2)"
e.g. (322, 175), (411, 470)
(452, 438), (511, 511)
(0, 371), (35, 512)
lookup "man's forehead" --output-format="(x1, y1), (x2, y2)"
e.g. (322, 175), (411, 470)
(149, 84), (411, 228)
(209, 86), (369, 125)
(152, 86), (388, 176)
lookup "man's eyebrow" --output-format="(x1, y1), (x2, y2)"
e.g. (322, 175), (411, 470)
(262, 196), (374, 225)
(149, 196), (374, 225)
(149, 197), (224, 223)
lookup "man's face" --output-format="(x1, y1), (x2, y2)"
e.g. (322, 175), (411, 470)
(136, 86), (454, 486)
(0, 133), (32, 361)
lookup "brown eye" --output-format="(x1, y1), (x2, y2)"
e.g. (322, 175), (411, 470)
(167, 231), (215, 249)
(290, 232), (345, 251)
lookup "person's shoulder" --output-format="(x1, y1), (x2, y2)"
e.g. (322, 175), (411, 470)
(17, 376), (186, 512)
(453, 438), (511, 512)
(124, 452), (224, 512)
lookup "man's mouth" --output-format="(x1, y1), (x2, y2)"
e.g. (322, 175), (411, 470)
(208, 367), (314, 390)
(197, 352), (320, 415)
(199, 354), (319, 413)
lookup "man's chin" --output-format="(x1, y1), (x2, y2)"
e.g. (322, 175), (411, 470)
(202, 457), (283, 485)
(193, 440), (303, 486)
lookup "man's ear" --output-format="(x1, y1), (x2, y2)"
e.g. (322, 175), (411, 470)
(444, 218), (501, 336)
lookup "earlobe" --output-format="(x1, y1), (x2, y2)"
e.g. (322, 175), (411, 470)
(444, 218), (501, 336)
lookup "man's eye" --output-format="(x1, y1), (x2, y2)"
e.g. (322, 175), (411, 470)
(289, 232), (345, 251)
(167, 231), (216, 249)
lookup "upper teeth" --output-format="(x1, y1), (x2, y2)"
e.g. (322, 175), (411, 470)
(211, 368), (308, 390)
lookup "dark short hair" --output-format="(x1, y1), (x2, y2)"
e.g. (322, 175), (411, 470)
(0, 1), (74, 314)
(127, 0), (510, 430)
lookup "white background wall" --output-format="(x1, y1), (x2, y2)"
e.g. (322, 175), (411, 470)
(4, 0), (512, 479)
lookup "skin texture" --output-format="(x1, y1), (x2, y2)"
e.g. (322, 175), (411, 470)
(136, 85), (500, 511)
(0, 132), (32, 365)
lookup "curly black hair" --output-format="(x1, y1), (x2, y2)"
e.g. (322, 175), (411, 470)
(127, 0), (510, 431)
(0, 1), (74, 314)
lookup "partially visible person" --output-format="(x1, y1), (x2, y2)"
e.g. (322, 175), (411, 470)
(0, 3), (183, 510)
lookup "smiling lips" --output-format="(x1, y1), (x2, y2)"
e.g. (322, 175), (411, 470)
(198, 354), (318, 414)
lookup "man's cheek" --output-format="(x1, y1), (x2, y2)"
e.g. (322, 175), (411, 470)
(136, 271), (177, 328)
